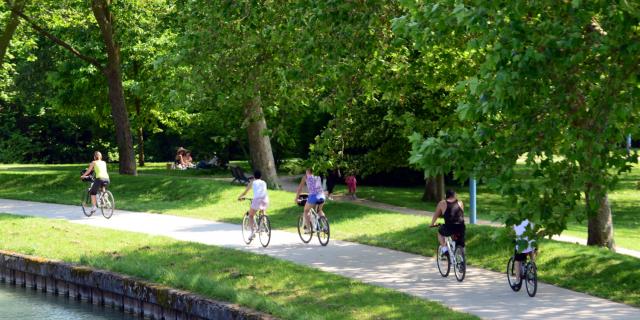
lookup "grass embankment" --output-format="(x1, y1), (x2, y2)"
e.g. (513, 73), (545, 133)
(0, 164), (639, 306)
(333, 162), (640, 251)
(0, 214), (474, 320)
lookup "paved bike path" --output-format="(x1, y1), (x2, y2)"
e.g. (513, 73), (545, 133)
(0, 198), (638, 319)
(277, 175), (640, 258)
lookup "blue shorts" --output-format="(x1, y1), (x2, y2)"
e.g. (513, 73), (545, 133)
(307, 193), (325, 205)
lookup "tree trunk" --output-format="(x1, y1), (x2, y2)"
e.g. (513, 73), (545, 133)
(92, 0), (136, 175)
(0, 0), (26, 65)
(422, 175), (445, 202)
(135, 98), (144, 167)
(244, 94), (280, 189)
(587, 193), (615, 250)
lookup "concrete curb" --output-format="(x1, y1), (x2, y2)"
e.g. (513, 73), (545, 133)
(0, 250), (276, 320)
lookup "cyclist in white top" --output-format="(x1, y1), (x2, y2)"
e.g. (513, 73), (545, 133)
(238, 170), (269, 240)
(80, 151), (110, 214)
(514, 219), (536, 281)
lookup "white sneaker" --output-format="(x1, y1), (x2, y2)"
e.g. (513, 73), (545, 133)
(249, 230), (255, 240)
(440, 246), (449, 255)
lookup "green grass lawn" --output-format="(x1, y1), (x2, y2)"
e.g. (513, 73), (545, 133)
(0, 164), (639, 306)
(0, 214), (474, 320)
(333, 163), (640, 251)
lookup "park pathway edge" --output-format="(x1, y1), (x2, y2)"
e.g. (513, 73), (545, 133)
(0, 198), (639, 320)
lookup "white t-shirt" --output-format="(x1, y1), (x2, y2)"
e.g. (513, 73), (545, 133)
(514, 219), (535, 254)
(252, 179), (267, 199)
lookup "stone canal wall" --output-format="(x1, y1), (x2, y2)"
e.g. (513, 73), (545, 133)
(0, 250), (275, 320)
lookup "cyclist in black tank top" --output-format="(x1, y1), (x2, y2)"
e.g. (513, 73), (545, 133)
(444, 200), (464, 224)
(430, 189), (466, 254)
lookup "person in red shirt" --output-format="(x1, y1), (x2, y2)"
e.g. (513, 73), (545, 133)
(345, 172), (357, 200)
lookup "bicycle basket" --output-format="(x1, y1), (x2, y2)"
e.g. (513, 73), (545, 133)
(297, 194), (309, 207)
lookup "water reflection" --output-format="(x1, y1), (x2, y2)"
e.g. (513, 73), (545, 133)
(0, 281), (136, 320)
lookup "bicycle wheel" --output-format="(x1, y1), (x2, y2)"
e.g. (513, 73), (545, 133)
(258, 215), (271, 248)
(297, 215), (312, 243)
(436, 246), (450, 277)
(525, 262), (538, 297)
(317, 216), (330, 246)
(242, 212), (253, 244)
(506, 256), (522, 292)
(99, 191), (115, 219)
(453, 246), (466, 282)
(81, 190), (93, 217)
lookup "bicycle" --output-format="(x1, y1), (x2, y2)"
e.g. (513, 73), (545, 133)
(240, 198), (271, 247)
(80, 172), (114, 219)
(296, 194), (330, 246)
(507, 248), (537, 297)
(430, 224), (466, 282)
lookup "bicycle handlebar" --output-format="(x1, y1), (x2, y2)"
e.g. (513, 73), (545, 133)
(429, 224), (441, 228)
(238, 197), (253, 201)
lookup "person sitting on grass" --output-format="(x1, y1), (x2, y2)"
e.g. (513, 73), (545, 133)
(237, 170), (269, 240)
(175, 147), (187, 170)
(80, 151), (110, 214)
(295, 167), (326, 233)
(184, 152), (196, 168)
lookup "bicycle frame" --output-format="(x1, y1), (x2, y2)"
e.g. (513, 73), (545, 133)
(444, 236), (458, 265)
(308, 206), (319, 229)
(242, 198), (265, 222)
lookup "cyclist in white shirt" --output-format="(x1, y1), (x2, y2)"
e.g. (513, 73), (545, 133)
(514, 219), (536, 281)
(238, 170), (269, 240)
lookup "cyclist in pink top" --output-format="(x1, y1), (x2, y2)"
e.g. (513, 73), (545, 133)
(295, 168), (326, 232)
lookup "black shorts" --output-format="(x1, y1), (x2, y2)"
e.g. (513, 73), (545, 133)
(89, 179), (109, 195)
(438, 223), (466, 247)
(514, 253), (528, 262)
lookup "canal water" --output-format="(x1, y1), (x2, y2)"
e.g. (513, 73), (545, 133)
(0, 281), (137, 320)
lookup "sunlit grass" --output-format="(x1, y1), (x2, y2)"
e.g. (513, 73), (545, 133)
(0, 214), (474, 320)
(332, 163), (640, 251)
(0, 164), (638, 306)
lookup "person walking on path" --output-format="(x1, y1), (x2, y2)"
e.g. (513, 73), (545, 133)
(345, 172), (357, 200)
(80, 151), (110, 215)
(237, 170), (269, 240)
(430, 189), (465, 255)
(326, 169), (341, 200)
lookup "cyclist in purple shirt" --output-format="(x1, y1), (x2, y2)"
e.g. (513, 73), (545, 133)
(295, 167), (326, 232)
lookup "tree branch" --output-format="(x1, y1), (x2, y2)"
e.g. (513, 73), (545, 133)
(11, 8), (104, 70)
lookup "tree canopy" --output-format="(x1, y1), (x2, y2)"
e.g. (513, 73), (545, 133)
(1, 0), (639, 247)
(403, 0), (640, 246)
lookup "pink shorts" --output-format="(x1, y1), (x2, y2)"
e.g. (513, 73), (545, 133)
(251, 197), (269, 211)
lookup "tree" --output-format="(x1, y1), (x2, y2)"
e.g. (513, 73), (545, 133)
(307, 2), (466, 201)
(0, 0), (25, 65)
(8, 0), (137, 174)
(169, 1), (323, 188)
(90, 0), (135, 174)
(402, 1), (640, 248)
